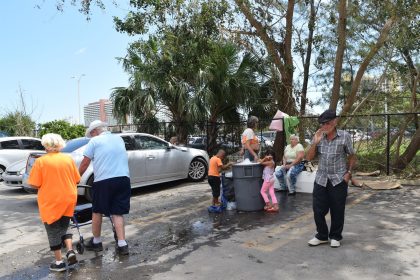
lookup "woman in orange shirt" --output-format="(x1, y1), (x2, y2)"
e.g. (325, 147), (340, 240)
(28, 133), (80, 272)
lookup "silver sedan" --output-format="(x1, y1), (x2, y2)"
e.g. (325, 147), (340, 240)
(23, 132), (209, 200)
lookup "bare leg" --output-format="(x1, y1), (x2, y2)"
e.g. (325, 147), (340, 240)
(92, 212), (103, 238)
(63, 238), (73, 251)
(111, 215), (125, 241)
(53, 249), (62, 262)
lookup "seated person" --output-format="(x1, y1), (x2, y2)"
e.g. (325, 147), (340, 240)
(275, 134), (305, 196)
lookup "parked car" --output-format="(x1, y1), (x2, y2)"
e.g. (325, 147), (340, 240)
(261, 131), (276, 142)
(187, 136), (207, 150)
(257, 135), (274, 147)
(0, 137), (44, 181)
(22, 132), (209, 201)
(347, 129), (371, 141)
(1, 159), (27, 188)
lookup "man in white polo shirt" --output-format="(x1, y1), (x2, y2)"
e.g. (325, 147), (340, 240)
(79, 120), (131, 255)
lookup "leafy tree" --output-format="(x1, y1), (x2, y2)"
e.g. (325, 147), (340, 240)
(0, 112), (35, 136)
(39, 120), (85, 139)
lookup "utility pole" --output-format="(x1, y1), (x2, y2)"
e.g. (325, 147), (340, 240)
(71, 74), (85, 124)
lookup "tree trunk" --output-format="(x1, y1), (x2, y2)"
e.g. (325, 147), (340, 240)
(207, 120), (219, 155)
(401, 49), (419, 130)
(273, 131), (285, 165)
(341, 16), (398, 116)
(299, 0), (316, 142)
(235, 0), (297, 115)
(392, 127), (420, 172)
(330, 0), (347, 111)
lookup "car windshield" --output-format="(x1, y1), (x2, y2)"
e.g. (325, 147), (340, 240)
(61, 138), (90, 153)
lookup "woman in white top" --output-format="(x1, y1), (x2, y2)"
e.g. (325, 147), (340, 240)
(274, 134), (305, 195)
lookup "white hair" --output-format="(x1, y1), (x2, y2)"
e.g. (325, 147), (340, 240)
(41, 133), (66, 152)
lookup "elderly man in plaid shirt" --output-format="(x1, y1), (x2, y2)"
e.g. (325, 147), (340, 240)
(306, 109), (357, 248)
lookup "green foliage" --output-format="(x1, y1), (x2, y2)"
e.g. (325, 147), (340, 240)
(39, 120), (85, 140)
(0, 112), (35, 136)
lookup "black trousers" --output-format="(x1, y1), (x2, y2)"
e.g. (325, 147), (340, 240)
(312, 180), (348, 241)
(208, 176), (221, 198)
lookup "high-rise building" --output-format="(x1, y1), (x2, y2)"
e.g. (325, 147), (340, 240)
(83, 99), (118, 126)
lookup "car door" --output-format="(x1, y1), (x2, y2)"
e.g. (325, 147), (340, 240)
(134, 135), (181, 182)
(120, 135), (146, 185)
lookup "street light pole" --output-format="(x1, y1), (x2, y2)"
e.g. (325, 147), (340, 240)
(71, 74), (85, 124)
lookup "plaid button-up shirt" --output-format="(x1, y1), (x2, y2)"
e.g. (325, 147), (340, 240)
(314, 129), (355, 187)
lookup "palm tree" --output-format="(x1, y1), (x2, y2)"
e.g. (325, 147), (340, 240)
(197, 42), (266, 153)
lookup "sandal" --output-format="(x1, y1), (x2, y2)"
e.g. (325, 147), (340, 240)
(265, 206), (279, 213)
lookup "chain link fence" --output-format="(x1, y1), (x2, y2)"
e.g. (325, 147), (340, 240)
(107, 112), (418, 176)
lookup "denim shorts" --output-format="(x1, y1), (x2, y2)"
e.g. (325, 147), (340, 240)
(92, 176), (131, 216)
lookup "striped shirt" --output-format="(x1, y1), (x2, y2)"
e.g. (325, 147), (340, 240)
(314, 129), (354, 187)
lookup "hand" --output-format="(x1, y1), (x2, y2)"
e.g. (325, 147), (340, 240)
(343, 172), (351, 184)
(313, 129), (325, 144)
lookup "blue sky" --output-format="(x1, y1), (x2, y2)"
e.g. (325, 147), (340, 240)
(0, 1), (133, 124)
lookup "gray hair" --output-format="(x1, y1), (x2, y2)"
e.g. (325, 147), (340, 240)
(41, 133), (66, 152)
(290, 134), (299, 141)
(247, 116), (259, 128)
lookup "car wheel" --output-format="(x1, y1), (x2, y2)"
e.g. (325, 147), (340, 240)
(84, 176), (94, 202)
(188, 158), (207, 181)
(0, 165), (5, 182)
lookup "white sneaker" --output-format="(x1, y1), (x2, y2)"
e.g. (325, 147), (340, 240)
(308, 237), (328, 246)
(330, 239), (341, 248)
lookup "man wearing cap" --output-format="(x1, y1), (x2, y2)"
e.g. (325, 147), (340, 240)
(79, 120), (131, 255)
(306, 109), (356, 248)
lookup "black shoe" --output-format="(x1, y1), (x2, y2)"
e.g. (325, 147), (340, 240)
(84, 237), (103, 252)
(49, 262), (66, 272)
(276, 189), (288, 193)
(116, 244), (129, 256)
(66, 250), (78, 266)
(288, 192), (296, 196)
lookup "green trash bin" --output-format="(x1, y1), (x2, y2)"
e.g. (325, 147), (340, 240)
(232, 162), (265, 211)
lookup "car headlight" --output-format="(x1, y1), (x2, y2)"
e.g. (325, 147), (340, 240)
(20, 168), (26, 175)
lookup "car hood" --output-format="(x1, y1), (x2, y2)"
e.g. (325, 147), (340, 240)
(5, 159), (27, 172)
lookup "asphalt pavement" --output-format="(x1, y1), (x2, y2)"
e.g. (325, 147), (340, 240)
(0, 178), (419, 280)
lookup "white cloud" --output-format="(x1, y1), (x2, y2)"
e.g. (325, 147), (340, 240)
(75, 48), (87, 55)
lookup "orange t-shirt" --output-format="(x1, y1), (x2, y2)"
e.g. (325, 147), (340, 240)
(28, 152), (80, 224)
(208, 155), (223, 177)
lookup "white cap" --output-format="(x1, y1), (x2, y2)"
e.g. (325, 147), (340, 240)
(85, 120), (107, 138)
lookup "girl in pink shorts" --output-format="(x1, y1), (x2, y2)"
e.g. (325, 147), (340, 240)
(259, 150), (278, 212)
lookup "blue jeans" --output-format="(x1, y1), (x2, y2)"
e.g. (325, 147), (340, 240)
(275, 162), (305, 192)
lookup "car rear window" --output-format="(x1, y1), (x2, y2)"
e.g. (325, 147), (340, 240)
(61, 138), (90, 153)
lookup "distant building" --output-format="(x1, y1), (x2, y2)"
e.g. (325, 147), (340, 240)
(83, 99), (118, 126)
